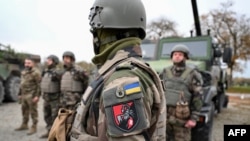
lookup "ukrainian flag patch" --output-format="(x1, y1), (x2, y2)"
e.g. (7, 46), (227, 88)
(124, 82), (141, 95)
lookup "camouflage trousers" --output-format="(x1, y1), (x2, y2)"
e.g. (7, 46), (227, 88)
(42, 93), (60, 131)
(20, 94), (38, 125)
(166, 107), (191, 141)
(60, 91), (82, 110)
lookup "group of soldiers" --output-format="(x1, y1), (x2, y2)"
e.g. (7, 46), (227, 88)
(14, 51), (89, 138)
(14, 0), (204, 141)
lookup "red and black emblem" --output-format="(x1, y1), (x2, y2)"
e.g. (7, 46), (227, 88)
(112, 101), (138, 132)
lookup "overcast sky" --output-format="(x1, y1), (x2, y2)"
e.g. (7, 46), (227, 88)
(0, 0), (249, 77)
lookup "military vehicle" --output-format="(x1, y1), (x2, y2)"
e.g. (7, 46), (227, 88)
(141, 0), (232, 141)
(0, 43), (41, 104)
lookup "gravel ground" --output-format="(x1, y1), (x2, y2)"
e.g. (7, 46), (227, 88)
(0, 99), (46, 141)
(0, 93), (249, 141)
(212, 93), (250, 141)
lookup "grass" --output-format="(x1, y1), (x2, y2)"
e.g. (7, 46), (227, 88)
(226, 86), (250, 94)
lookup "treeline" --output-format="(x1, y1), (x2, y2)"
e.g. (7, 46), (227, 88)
(232, 77), (250, 86)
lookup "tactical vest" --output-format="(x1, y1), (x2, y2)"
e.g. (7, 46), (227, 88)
(61, 70), (84, 93)
(69, 56), (166, 141)
(41, 72), (60, 93)
(164, 66), (194, 107)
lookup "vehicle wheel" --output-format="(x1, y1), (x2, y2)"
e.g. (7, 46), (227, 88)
(223, 95), (229, 108)
(192, 102), (215, 141)
(4, 76), (20, 102)
(0, 81), (5, 104)
(217, 94), (225, 113)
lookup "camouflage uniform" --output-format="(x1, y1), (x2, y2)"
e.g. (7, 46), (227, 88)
(60, 64), (88, 110)
(40, 67), (63, 136)
(160, 65), (203, 141)
(68, 38), (166, 141)
(18, 67), (41, 132)
(48, 0), (166, 140)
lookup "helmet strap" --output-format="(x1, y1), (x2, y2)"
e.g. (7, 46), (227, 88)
(91, 28), (101, 55)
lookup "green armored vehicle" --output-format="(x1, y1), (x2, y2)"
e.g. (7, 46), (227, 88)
(0, 43), (41, 104)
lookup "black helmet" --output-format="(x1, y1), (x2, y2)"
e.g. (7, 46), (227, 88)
(170, 44), (190, 59)
(89, 0), (146, 39)
(62, 51), (75, 61)
(47, 55), (59, 65)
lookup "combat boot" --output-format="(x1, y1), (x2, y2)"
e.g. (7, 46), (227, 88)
(27, 125), (37, 135)
(39, 130), (49, 138)
(15, 123), (28, 131)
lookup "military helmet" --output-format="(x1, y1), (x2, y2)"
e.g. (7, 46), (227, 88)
(88, 0), (146, 39)
(170, 44), (190, 59)
(62, 51), (75, 61)
(47, 55), (59, 65)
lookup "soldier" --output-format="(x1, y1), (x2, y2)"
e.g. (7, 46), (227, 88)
(60, 51), (88, 110)
(40, 55), (62, 138)
(15, 57), (41, 135)
(53, 0), (167, 140)
(160, 44), (203, 141)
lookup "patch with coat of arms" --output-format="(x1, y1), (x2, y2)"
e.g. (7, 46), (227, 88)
(112, 101), (138, 132)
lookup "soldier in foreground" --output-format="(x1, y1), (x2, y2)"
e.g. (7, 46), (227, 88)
(48, 0), (166, 140)
(15, 57), (41, 135)
(60, 51), (88, 110)
(160, 44), (203, 141)
(40, 55), (62, 138)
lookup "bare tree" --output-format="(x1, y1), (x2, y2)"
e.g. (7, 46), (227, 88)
(200, 1), (250, 75)
(146, 17), (180, 40)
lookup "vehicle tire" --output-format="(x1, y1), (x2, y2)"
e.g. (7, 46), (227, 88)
(192, 102), (215, 141)
(223, 95), (229, 108)
(0, 81), (5, 104)
(217, 94), (225, 113)
(4, 76), (20, 102)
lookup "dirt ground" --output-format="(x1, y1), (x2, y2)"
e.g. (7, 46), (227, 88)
(0, 93), (249, 141)
(212, 93), (250, 141)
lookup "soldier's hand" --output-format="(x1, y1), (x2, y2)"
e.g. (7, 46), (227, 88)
(32, 96), (39, 103)
(185, 119), (196, 128)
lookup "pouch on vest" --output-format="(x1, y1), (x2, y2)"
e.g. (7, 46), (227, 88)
(175, 92), (190, 120)
(48, 108), (76, 141)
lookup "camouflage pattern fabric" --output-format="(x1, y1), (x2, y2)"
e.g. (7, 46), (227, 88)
(69, 37), (166, 141)
(41, 67), (63, 132)
(21, 94), (38, 125)
(160, 65), (203, 141)
(60, 64), (89, 110)
(19, 67), (41, 125)
(60, 92), (81, 110)
(42, 93), (60, 131)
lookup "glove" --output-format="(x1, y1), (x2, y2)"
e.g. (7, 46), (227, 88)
(185, 119), (197, 128)
(51, 72), (59, 81)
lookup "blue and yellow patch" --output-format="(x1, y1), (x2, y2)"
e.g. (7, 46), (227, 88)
(123, 82), (141, 95)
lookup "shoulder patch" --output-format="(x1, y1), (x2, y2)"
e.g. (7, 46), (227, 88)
(123, 82), (141, 95)
(112, 101), (138, 132)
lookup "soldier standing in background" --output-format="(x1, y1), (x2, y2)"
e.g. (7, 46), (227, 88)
(15, 57), (41, 135)
(60, 51), (88, 110)
(40, 55), (63, 138)
(160, 44), (203, 141)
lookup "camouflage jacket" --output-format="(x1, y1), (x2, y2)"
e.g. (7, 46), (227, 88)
(70, 37), (166, 141)
(160, 65), (203, 121)
(20, 67), (41, 97)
